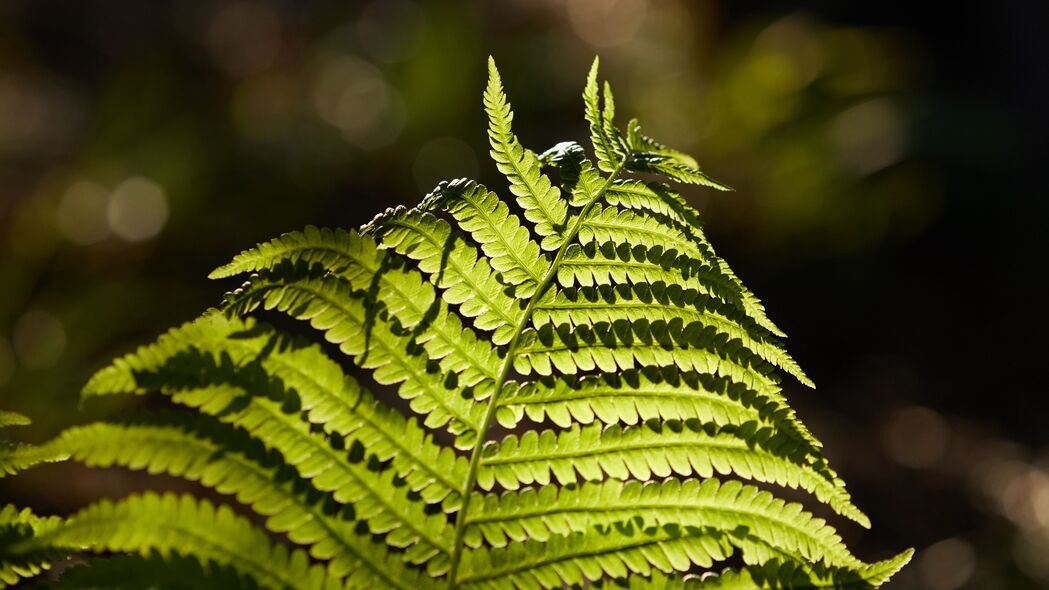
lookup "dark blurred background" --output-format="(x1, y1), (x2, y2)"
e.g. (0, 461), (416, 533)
(1, 1), (1047, 588)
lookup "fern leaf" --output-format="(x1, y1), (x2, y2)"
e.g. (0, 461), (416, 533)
(83, 313), (467, 505)
(0, 505), (65, 589)
(33, 553), (263, 590)
(463, 479), (861, 568)
(537, 141), (585, 169)
(0, 413), (30, 428)
(625, 118), (700, 170)
(513, 316), (779, 396)
(80, 318), (455, 561)
(601, 179), (785, 338)
(219, 272), (488, 438)
(457, 522), (734, 588)
(485, 57), (570, 250)
(0, 413), (68, 478)
(379, 208), (523, 345)
(0, 442), (67, 478)
(630, 155), (730, 189)
(477, 422), (868, 527)
(209, 225), (366, 281)
(584, 58), (627, 173)
(1, 57), (910, 589)
(494, 369), (819, 451)
(47, 413), (446, 574)
(556, 240), (791, 349)
(17, 494), (380, 590)
(685, 550), (915, 589)
(531, 283), (811, 387)
(422, 179), (546, 299)
(211, 226), (500, 388)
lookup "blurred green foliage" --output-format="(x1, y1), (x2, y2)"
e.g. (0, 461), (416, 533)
(0, 1), (1046, 588)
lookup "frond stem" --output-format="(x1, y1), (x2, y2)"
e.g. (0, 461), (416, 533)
(446, 156), (628, 587)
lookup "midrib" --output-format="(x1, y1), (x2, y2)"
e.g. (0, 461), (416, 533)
(444, 155), (627, 588)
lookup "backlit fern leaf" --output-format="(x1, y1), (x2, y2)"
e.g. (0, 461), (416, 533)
(1, 57), (909, 589)
(0, 413), (67, 478)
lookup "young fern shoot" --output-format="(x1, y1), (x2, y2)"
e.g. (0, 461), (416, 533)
(0, 57), (911, 589)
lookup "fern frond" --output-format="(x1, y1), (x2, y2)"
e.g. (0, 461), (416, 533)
(0, 413), (68, 478)
(477, 422), (868, 527)
(531, 283), (811, 387)
(625, 150), (731, 191)
(600, 179), (785, 338)
(584, 58), (627, 173)
(83, 313), (467, 505)
(625, 118), (700, 170)
(212, 226), (500, 389)
(80, 317), (456, 563)
(485, 57), (570, 250)
(684, 550), (915, 589)
(463, 479), (861, 568)
(1, 57), (909, 589)
(422, 179), (546, 299)
(47, 413), (446, 574)
(0, 442), (67, 478)
(457, 522), (734, 589)
(219, 272), (488, 439)
(17, 494), (377, 590)
(0, 413), (30, 428)
(494, 369), (819, 451)
(0, 505), (65, 589)
(513, 316), (779, 396)
(33, 553), (262, 590)
(380, 208), (524, 345)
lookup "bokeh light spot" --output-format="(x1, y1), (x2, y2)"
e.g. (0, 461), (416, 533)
(106, 177), (170, 242)
(919, 538), (976, 590)
(881, 405), (950, 469)
(56, 180), (111, 245)
(412, 137), (479, 193)
(567, 0), (647, 48)
(830, 99), (906, 174)
(753, 16), (825, 90)
(313, 56), (405, 149)
(12, 309), (67, 370)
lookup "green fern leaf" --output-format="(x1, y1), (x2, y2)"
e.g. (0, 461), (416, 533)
(485, 57), (570, 250)
(1, 57), (910, 589)
(683, 550), (916, 589)
(48, 413), (444, 575)
(0, 414), (68, 478)
(0, 505), (66, 589)
(81, 315), (457, 563)
(476, 421), (868, 527)
(0, 413), (30, 428)
(463, 479), (861, 567)
(457, 521), (735, 588)
(422, 179), (546, 299)
(16, 494), (364, 590)
(29, 553), (263, 589)
(584, 58), (627, 173)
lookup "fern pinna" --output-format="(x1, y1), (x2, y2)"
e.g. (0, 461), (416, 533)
(0, 58), (911, 589)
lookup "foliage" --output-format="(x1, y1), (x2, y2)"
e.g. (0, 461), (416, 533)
(0, 57), (910, 589)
